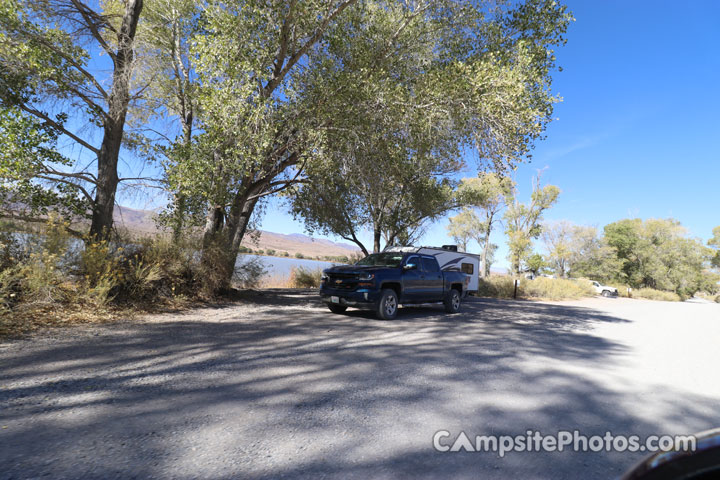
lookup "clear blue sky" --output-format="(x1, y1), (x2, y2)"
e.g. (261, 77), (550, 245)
(119, 0), (720, 269)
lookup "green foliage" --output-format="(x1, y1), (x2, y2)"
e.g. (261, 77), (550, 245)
(294, 252), (304, 259)
(565, 225), (623, 282)
(287, 0), (571, 254)
(447, 208), (482, 252)
(709, 226), (720, 268)
(0, 107), (89, 219)
(290, 266), (322, 288)
(603, 218), (714, 297)
(504, 175), (560, 273)
(525, 253), (546, 275)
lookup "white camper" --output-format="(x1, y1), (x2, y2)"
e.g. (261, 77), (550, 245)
(383, 245), (480, 293)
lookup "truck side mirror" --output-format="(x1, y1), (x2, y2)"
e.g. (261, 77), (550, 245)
(403, 263), (417, 271)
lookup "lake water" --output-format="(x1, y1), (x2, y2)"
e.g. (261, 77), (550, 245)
(236, 254), (344, 276)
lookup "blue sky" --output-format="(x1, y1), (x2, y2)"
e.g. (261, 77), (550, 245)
(116, 0), (720, 269)
(254, 0), (720, 268)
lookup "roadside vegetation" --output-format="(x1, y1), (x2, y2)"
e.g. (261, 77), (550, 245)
(476, 276), (594, 301)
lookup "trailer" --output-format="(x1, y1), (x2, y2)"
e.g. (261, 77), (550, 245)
(383, 245), (480, 293)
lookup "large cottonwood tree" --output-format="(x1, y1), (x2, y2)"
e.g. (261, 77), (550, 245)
(0, 0), (145, 239)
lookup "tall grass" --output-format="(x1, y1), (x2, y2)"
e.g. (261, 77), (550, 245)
(520, 277), (595, 300)
(289, 266), (322, 288)
(632, 288), (681, 302)
(476, 275), (594, 300)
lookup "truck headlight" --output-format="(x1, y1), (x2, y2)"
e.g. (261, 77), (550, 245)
(321, 274), (329, 283)
(358, 273), (374, 281)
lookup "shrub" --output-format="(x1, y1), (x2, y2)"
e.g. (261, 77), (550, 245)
(476, 275), (594, 300)
(290, 266), (321, 288)
(632, 288), (681, 302)
(520, 277), (594, 300)
(282, 251), (289, 257)
(715, 295), (720, 303)
(294, 252), (304, 259)
(265, 249), (276, 256)
(477, 275), (517, 298)
(234, 256), (267, 289)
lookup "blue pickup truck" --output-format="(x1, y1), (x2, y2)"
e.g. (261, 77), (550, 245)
(320, 251), (469, 319)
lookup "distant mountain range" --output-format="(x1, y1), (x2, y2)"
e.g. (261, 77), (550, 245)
(114, 206), (360, 257)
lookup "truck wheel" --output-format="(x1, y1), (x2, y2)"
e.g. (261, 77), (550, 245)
(328, 304), (347, 314)
(602, 290), (611, 297)
(444, 289), (461, 313)
(376, 289), (398, 320)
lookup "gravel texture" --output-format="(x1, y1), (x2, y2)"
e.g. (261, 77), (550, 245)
(1, 291), (719, 479)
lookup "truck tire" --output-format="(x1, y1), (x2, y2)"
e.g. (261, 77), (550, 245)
(444, 289), (461, 313)
(327, 304), (347, 314)
(376, 288), (398, 320)
(602, 290), (611, 297)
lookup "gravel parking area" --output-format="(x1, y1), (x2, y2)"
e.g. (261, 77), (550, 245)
(1, 292), (719, 479)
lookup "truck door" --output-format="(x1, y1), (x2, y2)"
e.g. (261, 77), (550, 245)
(421, 256), (444, 301)
(401, 255), (423, 302)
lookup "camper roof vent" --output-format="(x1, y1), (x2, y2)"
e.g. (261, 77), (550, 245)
(441, 245), (458, 252)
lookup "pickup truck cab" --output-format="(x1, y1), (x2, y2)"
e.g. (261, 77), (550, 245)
(320, 252), (468, 319)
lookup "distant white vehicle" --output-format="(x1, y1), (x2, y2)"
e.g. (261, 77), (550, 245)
(591, 281), (618, 297)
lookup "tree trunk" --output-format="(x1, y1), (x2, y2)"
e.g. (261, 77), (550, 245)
(88, 0), (144, 240)
(480, 212), (494, 278)
(171, 121), (193, 243)
(90, 125), (121, 239)
(223, 194), (259, 281)
(373, 227), (382, 253)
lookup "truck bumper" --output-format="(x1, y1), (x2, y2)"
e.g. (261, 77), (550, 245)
(319, 287), (381, 308)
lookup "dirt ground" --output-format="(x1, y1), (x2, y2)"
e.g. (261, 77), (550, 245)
(1, 291), (718, 479)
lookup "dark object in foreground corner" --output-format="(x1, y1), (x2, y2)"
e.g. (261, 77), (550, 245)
(621, 428), (720, 480)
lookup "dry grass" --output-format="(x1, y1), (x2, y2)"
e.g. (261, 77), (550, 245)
(289, 266), (322, 288)
(260, 273), (293, 288)
(520, 277), (595, 300)
(631, 288), (681, 302)
(476, 275), (594, 301)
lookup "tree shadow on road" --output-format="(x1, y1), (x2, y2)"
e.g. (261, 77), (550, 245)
(1, 293), (717, 479)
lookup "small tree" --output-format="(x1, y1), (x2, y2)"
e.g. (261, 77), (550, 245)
(504, 174), (560, 274)
(456, 173), (514, 277)
(709, 226), (720, 268)
(446, 209), (482, 252)
(525, 253), (546, 276)
(541, 221), (574, 277)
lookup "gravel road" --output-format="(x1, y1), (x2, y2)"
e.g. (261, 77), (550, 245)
(1, 292), (719, 479)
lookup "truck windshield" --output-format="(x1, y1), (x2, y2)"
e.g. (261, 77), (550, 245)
(355, 253), (404, 267)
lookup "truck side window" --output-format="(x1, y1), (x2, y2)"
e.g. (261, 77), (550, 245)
(421, 257), (440, 273)
(461, 263), (474, 275)
(405, 255), (420, 269)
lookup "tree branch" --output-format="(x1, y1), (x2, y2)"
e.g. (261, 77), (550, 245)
(68, 0), (117, 62)
(35, 174), (94, 203)
(16, 103), (99, 154)
(0, 212), (85, 238)
(262, 0), (358, 98)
